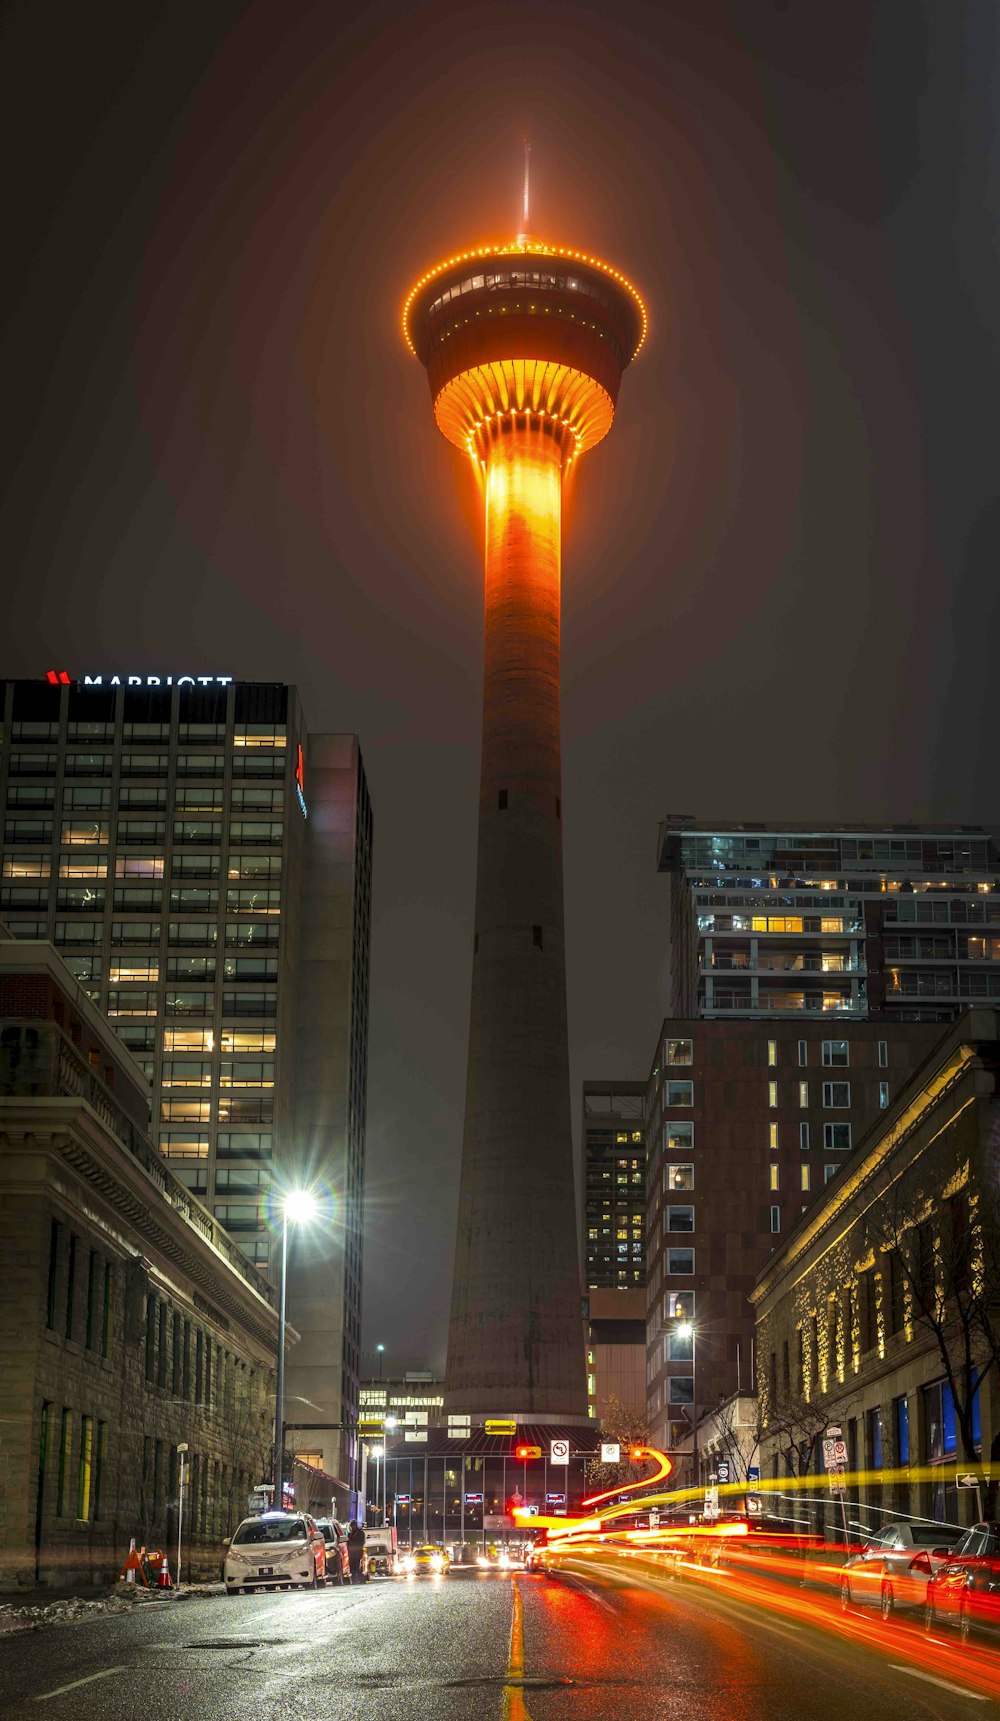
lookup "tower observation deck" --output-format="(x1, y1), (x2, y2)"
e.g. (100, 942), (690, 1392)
(405, 239), (644, 1417)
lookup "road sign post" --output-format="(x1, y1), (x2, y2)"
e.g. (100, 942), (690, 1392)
(824, 1424), (850, 1544)
(550, 1439), (569, 1466)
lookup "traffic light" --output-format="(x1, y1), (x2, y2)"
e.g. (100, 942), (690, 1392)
(515, 1444), (542, 1460)
(630, 1446), (645, 1461)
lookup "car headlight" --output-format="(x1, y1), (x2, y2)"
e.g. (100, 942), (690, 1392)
(430, 1555), (444, 1571)
(401, 1555), (414, 1570)
(477, 1556), (490, 1568)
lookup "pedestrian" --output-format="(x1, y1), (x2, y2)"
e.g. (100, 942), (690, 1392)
(347, 1519), (367, 1584)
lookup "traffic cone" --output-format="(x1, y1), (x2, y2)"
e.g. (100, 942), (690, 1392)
(158, 1554), (172, 1590)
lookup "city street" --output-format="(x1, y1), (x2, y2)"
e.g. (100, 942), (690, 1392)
(2, 1557), (1000, 1719)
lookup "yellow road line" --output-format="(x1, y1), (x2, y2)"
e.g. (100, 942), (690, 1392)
(502, 1578), (533, 1721)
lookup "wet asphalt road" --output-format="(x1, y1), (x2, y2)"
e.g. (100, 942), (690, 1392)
(2, 1560), (999, 1719)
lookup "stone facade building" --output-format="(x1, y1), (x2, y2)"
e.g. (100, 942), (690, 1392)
(0, 937), (340, 1591)
(752, 1009), (1000, 1533)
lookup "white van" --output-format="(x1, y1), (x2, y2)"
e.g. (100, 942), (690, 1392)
(224, 1510), (327, 1593)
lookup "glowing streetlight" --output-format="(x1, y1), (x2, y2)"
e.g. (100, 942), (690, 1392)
(274, 1189), (320, 1508)
(674, 1319), (698, 1485)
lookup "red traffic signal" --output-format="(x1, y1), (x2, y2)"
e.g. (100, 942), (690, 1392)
(515, 1444), (542, 1460)
(630, 1446), (645, 1461)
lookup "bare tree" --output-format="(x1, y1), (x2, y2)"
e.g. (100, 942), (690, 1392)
(584, 1394), (653, 1495)
(707, 1393), (761, 1484)
(871, 1165), (1000, 1507)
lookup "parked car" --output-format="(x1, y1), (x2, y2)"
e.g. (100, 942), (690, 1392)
(224, 1510), (327, 1594)
(839, 1522), (959, 1618)
(925, 1521), (1000, 1640)
(400, 1543), (450, 1576)
(314, 1518), (351, 1586)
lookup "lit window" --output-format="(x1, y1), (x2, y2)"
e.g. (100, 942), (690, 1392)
(109, 960), (159, 983)
(665, 1038), (693, 1065)
(667, 1291), (694, 1317)
(233, 726), (287, 748)
(115, 855), (165, 879)
(768, 1081), (778, 1108)
(2, 853), (50, 878)
(769, 1165), (779, 1191)
(161, 1060), (213, 1088)
(666, 1164), (694, 1191)
(61, 821), (109, 846)
(820, 917), (844, 934)
(798, 1081), (809, 1108)
(220, 1030), (276, 1053)
(751, 916), (803, 934)
(161, 1098), (212, 1123)
(769, 1123), (779, 1151)
(767, 1039), (777, 1066)
(160, 1132), (210, 1159)
(163, 1028), (214, 1052)
(664, 1121), (693, 1153)
(59, 854), (108, 880)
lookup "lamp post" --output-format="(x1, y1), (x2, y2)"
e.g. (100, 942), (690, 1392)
(371, 1445), (383, 1527)
(376, 1343), (385, 1381)
(676, 1320), (698, 1492)
(274, 1189), (319, 1509)
(176, 1442), (188, 1588)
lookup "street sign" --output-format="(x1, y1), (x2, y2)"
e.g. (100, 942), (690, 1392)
(716, 1461), (730, 1484)
(704, 1485), (719, 1522)
(550, 1439), (570, 1465)
(464, 1492), (484, 1504)
(600, 1442), (621, 1464)
(546, 1492), (566, 1504)
(957, 1473), (984, 1488)
(649, 1510), (660, 1530)
(486, 1419), (517, 1436)
(396, 1495), (411, 1505)
(748, 1467), (760, 1484)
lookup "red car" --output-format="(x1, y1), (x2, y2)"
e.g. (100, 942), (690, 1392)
(925, 1520), (1000, 1640)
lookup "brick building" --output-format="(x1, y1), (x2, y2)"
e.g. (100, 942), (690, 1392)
(0, 936), (342, 1591)
(645, 1017), (941, 1460)
(752, 1009), (1000, 1533)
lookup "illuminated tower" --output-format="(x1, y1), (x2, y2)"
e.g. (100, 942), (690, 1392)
(405, 222), (645, 1418)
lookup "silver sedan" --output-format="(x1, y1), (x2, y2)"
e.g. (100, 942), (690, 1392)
(840, 1521), (960, 1619)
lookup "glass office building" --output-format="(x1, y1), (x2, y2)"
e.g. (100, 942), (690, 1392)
(0, 675), (371, 1488)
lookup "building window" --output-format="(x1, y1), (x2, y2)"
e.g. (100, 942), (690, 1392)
(923, 1379), (958, 1463)
(799, 1122), (809, 1150)
(667, 1248), (694, 1274)
(867, 1406), (883, 1470)
(768, 1081), (778, 1108)
(667, 1330), (693, 1362)
(94, 1422), (108, 1519)
(895, 1395), (910, 1465)
(767, 1039), (777, 1066)
(57, 1409), (72, 1516)
(798, 1081), (809, 1108)
(65, 1234), (76, 1340)
(667, 1291), (694, 1317)
(667, 1376), (694, 1404)
(769, 1123), (778, 1150)
(879, 1082), (889, 1108)
(665, 1081), (693, 1106)
(664, 1120), (693, 1153)
(770, 1206), (780, 1233)
(824, 1164), (837, 1184)
(666, 1206), (694, 1232)
(46, 1220), (62, 1330)
(822, 1082), (850, 1108)
(821, 1040), (848, 1066)
(769, 1165), (779, 1191)
(797, 1040), (807, 1066)
(78, 1416), (94, 1519)
(665, 1164), (694, 1192)
(665, 1038), (693, 1065)
(878, 1040), (888, 1068)
(800, 1164), (811, 1192)
(823, 1122), (851, 1151)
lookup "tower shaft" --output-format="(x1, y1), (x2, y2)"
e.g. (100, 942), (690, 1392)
(445, 423), (586, 1415)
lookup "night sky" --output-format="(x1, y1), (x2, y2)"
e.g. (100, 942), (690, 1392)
(3, 1), (999, 1371)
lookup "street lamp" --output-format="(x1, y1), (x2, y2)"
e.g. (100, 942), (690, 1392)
(676, 1320), (698, 1489)
(376, 1342), (385, 1380)
(370, 1444), (384, 1527)
(274, 1188), (320, 1509)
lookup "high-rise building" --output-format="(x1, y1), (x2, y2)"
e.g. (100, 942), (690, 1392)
(405, 236), (645, 1417)
(643, 1017), (941, 1460)
(582, 1081), (646, 1292)
(0, 675), (371, 1485)
(581, 1081), (647, 1422)
(659, 820), (1000, 1024)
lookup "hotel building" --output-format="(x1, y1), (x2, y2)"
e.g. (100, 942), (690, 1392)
(0, 676), (371, 1486)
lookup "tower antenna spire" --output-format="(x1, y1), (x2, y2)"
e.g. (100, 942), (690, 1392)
(521, 137), (531, 241)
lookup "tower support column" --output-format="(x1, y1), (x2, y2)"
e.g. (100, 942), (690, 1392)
(445, 418), (587, 1417)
